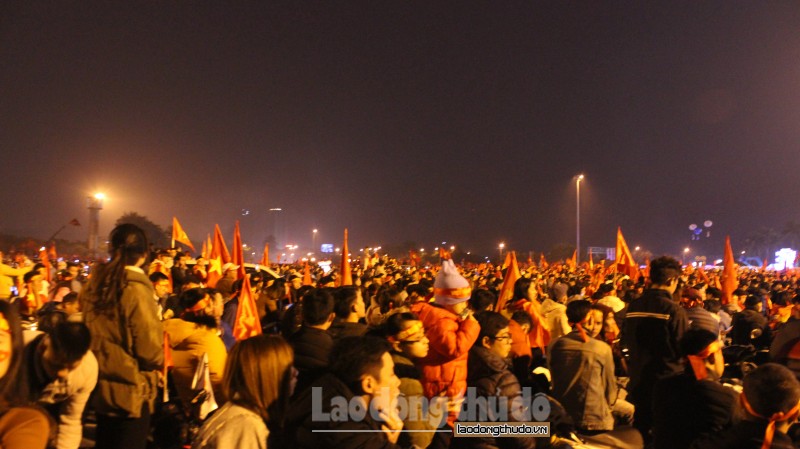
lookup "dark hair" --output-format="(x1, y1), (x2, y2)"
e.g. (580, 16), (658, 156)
(705, 287), (722, 300)
(0, 300), (29, 411)
(744, 295), (761, 309)
(383, 312), (420, 340)
(597, 283), (614, 295)
(512, 277), (533, 301)
(149, 271), (169, 284)
(649, 257), (681, 285)
(49, 321), (92, 363)
(23, 270), (38, 284)
(180, 288), (216, 328)
(474, 311), (510, 341)
(510, 310), (532, 328)
(566, 300), (592, 324)
(301, 288), (335, 326)
(81, 223), (150, 316)
(405, 283), (428, 298)
(333, 286), (361, 319)
(329, 336), (391, 395)
(743, 363), (800, 418)
(62, 292), (79, 305)
(703, 299), (722, 314)
(469, 289), (497, 312)
(679, 328), (718, 357)
(376, 286), (404, 314)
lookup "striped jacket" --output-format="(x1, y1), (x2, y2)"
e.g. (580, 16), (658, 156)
(622, 288), (688, 396)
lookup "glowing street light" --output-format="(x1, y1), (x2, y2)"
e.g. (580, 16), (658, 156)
(498, 242), (505, 261)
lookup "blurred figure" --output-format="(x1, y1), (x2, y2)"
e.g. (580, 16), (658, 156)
(193, 335), (295, 449)
(163, 288), (227, 407)
(0, 300), (51, 449)
(22, 321), (97, 449)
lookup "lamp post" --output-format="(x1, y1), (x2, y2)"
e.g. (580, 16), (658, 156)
(498, 242), (505, 263)
(87, 193), (105, 261)
(575, 174), (584, 264)
(312, 229), (318, 253)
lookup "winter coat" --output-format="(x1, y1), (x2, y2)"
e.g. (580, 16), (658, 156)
(451, 346), (535, 449)
(621, 288), (687, 399)
(83, 266), (163, 418)
(652, 372), (739, 449)
(409, 302), (480, 400)
(192, 402), (267, 449)
(163, 318), (227, 407)
(540, 298), (571, 342)
(548, 331), (617, 431)
(288, 326), (333, 394)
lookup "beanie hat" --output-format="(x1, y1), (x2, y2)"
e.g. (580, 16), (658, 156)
(434, 259), (471, 305)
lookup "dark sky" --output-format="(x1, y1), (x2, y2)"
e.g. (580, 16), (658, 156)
(2, 2), (799, 259)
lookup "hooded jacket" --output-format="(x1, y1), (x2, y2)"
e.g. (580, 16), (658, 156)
(83, 266), (163, 418)
(409, 302), (480, 402)
(163, 318), (227, 406)
(451, 346), (535, 449)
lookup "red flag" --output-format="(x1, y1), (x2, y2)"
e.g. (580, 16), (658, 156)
(213, 225), (231, 265)
(233, 275), (262, 341)
(721, 236), (739, 306)
(206, 234), (213, 259)
(201, 240), (208, 259)
(439, 247), (452, 260)
(171, 217), (195, 252)
(39, 247), (51, 283)
(340, 229), (352, 286)
(642, 257), (651, 280)
(303, 262), (312, 286)
(615, 227), (638, 281)
(567, 250), (577, 271)
(259, 244), (270, 267)
(495, 251), (521, 312)
(539, 253), (549, 269)
(232, 221), (245, 279)
(588, 252), (594, 271)
(761, 258), (768, 272)
(48, 243), (57, 262)
(206, 227), (226, 288)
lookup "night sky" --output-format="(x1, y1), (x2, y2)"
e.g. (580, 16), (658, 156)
(2, 2), (799, 259)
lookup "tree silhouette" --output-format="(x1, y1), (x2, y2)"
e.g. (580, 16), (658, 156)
(115, 212), (169, 249)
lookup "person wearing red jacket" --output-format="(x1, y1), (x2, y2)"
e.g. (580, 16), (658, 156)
(409, 258), (479, 449)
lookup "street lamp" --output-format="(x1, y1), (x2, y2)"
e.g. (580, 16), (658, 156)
(312, 229), (318, 253)
(498, 242), (505, 262)
(87, 193), (105, 260)
(575, 174), (584, 264)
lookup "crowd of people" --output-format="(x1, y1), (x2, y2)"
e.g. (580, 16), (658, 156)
(0, 223), (800, 449)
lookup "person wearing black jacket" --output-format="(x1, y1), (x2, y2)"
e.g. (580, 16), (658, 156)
(652, 329), (739, 449)
(621, 256), (688, 443)
(451, 311), (535, 449)
(288, 288), (335, 394)
(283, 336), (407, 449)
(730, 295), (771, 348)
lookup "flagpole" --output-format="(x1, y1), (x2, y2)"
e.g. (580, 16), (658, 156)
(575, 174), (584, 264)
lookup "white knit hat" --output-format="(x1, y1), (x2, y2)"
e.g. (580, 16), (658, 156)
(434, 259), (472, 305)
